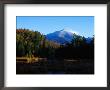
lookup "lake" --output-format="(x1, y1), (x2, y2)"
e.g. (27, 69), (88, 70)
(16, 58), (94, 74)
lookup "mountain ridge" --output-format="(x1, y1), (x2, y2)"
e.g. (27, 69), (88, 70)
(46, 29), (93, 45)
(46, 29), (78, 44)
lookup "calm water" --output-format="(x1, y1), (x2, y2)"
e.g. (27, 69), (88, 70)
(16, 59), (94, 74)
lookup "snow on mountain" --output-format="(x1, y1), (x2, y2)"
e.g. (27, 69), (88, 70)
(46, 28), (93, 44)
(46, 28), (76, 44)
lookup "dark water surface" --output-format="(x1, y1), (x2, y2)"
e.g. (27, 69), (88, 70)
(16, 59), (94, 74)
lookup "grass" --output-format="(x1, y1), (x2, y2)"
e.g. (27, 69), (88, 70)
(16, 57), (47, 63)
(16, 57), (39, 63)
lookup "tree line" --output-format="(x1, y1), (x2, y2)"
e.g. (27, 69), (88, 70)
(16, 29), (94, 60)
(16, 29), (60, 58)
(55, 35), (94, 60)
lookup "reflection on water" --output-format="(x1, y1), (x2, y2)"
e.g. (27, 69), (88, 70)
(16, 59), (94, 74)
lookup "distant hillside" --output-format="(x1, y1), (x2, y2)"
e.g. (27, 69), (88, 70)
(46, 28), (93, 44)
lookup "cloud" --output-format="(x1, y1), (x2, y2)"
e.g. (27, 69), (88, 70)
(69, 30), (79, 35)
(63, 27), (79, 35)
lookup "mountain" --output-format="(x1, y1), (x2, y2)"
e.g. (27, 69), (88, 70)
(46, 29), (75, 44)
(86, 37), (93, 43)
(46, 28), (93, 45)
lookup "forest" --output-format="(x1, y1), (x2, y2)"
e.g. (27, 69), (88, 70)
(16, 29), (94, 74)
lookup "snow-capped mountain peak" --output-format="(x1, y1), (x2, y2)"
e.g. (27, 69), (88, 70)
(61, 28), (78, 34)
(58, 29), (73, 38)
(46, 28), (92, 45)
(46, 28), (75, 44)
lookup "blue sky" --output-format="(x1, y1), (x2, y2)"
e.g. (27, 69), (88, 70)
(16, 16), (94, 37)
